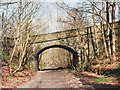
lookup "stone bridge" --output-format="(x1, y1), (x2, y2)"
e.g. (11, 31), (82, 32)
(4, 21), (120, 71)
(28, 28), (82, 70)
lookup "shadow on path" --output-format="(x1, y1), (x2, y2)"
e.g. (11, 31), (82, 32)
(73, 72), (120, 89)
(41, 67), (67, 71)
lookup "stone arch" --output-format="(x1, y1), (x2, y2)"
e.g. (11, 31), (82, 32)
(36, 45), (79, 71)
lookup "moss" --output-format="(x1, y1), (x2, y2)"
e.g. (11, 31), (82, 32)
(114, 64), (120, 69)
(2, 52), (18, 69)
(12, 62), (19, 69)
(94, 77), (109, 82)
(2, 52), (10, 63)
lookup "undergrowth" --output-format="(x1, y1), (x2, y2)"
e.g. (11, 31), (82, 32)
(114, 64), (120, 69)
(2, 52), (19, 69)
(94, 77), (109, 82)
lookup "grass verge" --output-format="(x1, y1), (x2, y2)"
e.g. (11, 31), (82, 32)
(94, 77), (109, 82)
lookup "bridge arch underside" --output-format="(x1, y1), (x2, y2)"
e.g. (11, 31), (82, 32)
(35, 45), (79, 71)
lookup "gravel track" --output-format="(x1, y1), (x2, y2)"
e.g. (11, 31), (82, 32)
(17, 69), (86, 88)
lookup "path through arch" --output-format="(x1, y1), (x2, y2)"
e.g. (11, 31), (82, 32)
(36, 45), (79, 70)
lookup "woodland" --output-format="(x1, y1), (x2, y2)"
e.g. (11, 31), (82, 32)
(1, 0), (120, 88)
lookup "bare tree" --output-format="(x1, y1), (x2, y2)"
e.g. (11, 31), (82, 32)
(2, 1), (42, 75)
(56, 0), (118, 72)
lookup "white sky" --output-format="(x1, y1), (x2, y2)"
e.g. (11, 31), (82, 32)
(35, 1), (120, 34)
(0, 0), (120, 34)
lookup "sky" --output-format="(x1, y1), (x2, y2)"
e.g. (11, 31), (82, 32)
(34, 1), (120, 34)
(33, 2), (79, 33)
(0, 0), (120, 35)
(0, 0), (89, 34)
(34, 1), (88, 33)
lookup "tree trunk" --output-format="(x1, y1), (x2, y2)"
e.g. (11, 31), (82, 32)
(90, 27), (96, 58)
(87, 27), (91, 71)
(111, 1), (116, 62)
(92, 0), (98, 57)
(102, 0), (109, 58)
(106, 1), (112, 58)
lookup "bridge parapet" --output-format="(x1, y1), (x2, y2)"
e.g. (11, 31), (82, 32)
(4, 21), (120, 47)
(29, 28), (80, 44)
(2, 20), (120, 71)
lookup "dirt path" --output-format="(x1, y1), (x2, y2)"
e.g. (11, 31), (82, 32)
(17, 68), (120, 89)
(17, 69), (90, 88)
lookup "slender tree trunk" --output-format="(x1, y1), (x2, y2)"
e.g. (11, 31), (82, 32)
(87, 27), (91, 71)
(111, 1), (116, 62)
(92, 0), (98, 57)
(80, 48), (83, 71)
(87, 27), (90, 63)
(13, 32), (29, 74)
(106, 1), (112, 58)
(2, 12), (4, 52)
(102, 0), (109, 58)
(9, 1), (21, 74)
(90, 27), (96, 58)
(12, 2), (39, 75)
(9, 41), (17, 74)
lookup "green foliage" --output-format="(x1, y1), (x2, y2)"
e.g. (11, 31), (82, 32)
(70, 64), (80, 72)
(2, 52), (10, 63)
(2, 52), (18, 69)
(71, 65), (77, 70)
(94, 77), (109, 82)
(12, 62), (19, 69)
(5, 73), (10, 77)
(110, 74), (116, 77)
(9, 76), (13, 80)
(114, 64), (120, 69)
(0, 69), (1, 74)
